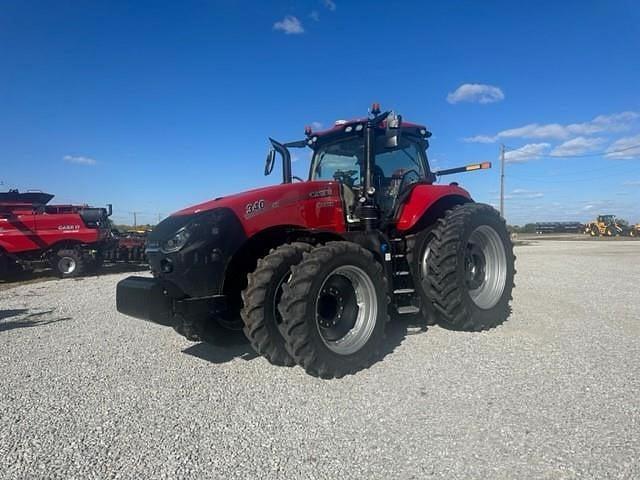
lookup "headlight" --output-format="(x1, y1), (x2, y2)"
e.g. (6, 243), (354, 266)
(162, 227), (191, 253)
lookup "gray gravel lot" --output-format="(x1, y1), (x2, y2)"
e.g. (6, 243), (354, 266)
(1, 240), (639, 479)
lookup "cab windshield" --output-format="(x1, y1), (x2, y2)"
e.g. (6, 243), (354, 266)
(310, 136), (429, 189)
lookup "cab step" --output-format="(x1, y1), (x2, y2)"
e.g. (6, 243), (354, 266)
(393, 288), (415, 295)
(397, 305), (421, 315)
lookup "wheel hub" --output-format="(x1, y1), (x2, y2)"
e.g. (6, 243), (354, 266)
(464, 244), (486, 290)
(58, 257), (76, 274)
(316, 277), (357, 341)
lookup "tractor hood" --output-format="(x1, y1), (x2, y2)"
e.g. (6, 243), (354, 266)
(164, 181), (346, 238)
(145, 181), (346, 297)
(172, 182), (318, 217)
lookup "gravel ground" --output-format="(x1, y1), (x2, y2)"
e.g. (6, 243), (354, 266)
(1, 240), (639, 479)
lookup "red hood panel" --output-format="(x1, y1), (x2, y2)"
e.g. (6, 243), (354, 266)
(172, 181), (346, 237)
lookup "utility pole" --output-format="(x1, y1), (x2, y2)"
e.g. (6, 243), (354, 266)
(500, 144), (505, 218)
(131, 211), (138, 228)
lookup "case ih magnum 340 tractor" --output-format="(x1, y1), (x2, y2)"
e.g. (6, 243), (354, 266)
(117, 105), (515, 378)
(0, 190), (112, 278)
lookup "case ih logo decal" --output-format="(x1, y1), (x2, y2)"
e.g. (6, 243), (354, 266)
(58, 224), (80, 231)
(309, 188), (332, 199)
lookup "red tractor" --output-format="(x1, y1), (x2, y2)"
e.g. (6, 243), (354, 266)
(117, 105), (515, 378)
(0, 190), (113, 278)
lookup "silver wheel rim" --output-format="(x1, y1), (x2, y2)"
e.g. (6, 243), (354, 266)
(315, 265), (378, 355)
(58, 257), (76, 274)
(420, 242), (431, 280)
(465, 225), (507, 309)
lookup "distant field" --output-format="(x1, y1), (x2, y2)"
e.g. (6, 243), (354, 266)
(516, 232), (640, 242)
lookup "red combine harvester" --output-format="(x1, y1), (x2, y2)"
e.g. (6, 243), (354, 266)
(117, 105), (515, 377)
(0, 189), (113, 278)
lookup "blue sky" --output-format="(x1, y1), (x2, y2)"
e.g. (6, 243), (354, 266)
(1, 0), (639, 225)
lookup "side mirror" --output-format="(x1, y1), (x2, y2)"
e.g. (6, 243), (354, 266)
(264, 149), (276, 176)
(385, 111), (402, 148)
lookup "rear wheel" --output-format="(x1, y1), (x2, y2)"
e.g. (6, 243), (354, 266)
(52, 249), (85, 278)
(425, 203), (515, 331)
(241, 242), (313, 366)
(279, 241), (389, 378)
(590, 225), (600, 237)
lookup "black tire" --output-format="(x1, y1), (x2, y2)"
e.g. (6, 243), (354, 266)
(241, 242), (313, 366)
(85, 251), (104, 274)
(279, 241), (389, 378)
(0, 253), (22, 280)
(590, 226), (600, 237)
(425, 203), (515, 331)
(51, 249), (85, 278)
(606, 227), (616, 237)
(408, 227), (440, 325)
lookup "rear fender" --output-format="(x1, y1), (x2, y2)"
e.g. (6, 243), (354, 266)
(395, 185), (472, 232)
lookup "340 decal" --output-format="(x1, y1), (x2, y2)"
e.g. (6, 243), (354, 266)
(245, 199), (266, 216)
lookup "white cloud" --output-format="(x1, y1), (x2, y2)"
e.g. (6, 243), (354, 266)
(498, 123), (567, 141)
(503, 189), (544, 200)
(323, 0), (336, 11)
(463, 135), (496, 143)
(623, 180), (640, 186)
(503, 143), (550, 163)
(583, 205), (595, 211)
(550, 137), (606, 156)
(273, 16), (304, 34)
(63, 155), (97, 166)
(309, 10), (320, 21)
(605, 133), (640, 159)
(465, 111), (639, 143)
(447, 83), (504, 104)
(311, 121), (323, 130)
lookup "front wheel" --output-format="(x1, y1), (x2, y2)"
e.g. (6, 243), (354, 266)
(424, 203), (515, 331)
(52, 249), (85, 278)
(278, 242), (389, 378)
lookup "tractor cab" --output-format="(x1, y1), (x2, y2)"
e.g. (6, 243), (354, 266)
(265, 104), (489, 230)
(309, 121), (433, 220)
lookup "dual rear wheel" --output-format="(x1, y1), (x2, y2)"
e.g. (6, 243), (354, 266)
(413, 203), (515, 331)
(241, 241), (388, 378)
